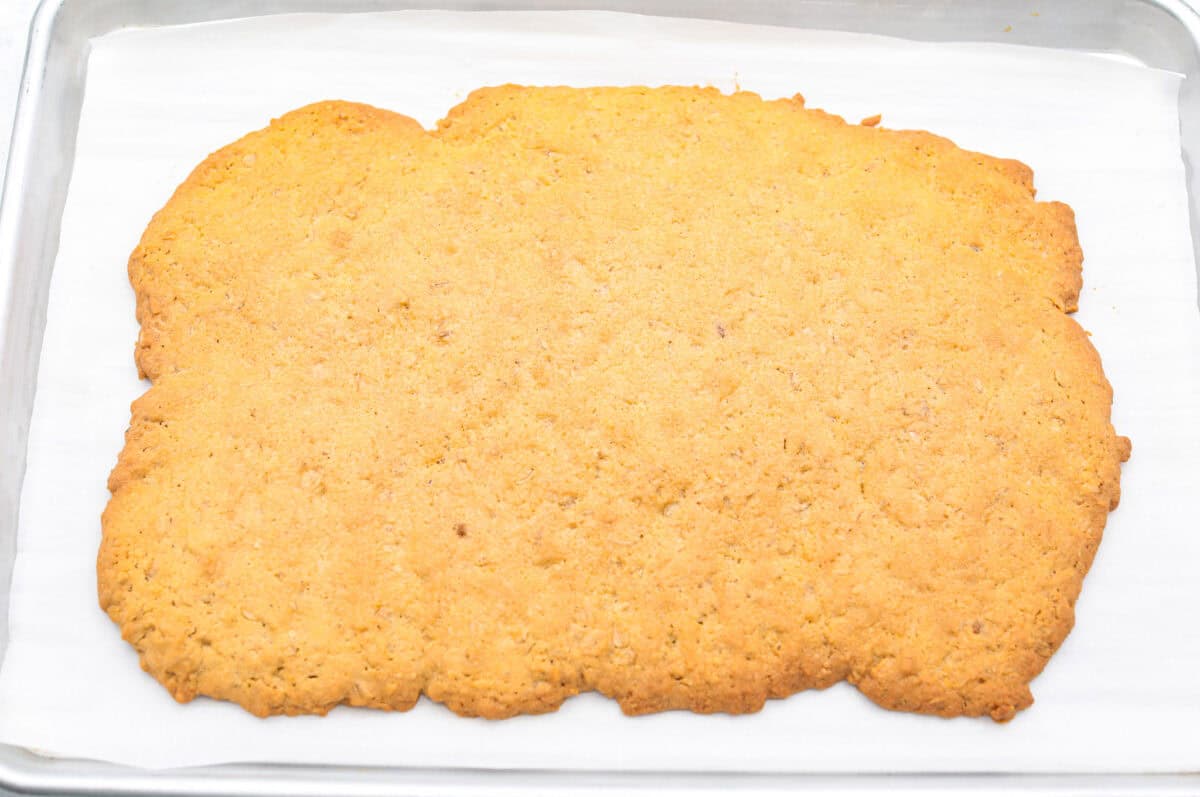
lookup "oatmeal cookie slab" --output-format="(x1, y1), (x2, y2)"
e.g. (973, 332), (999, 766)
(99, 87), (1129, 722)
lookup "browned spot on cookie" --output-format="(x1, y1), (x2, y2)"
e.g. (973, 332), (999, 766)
(328, 228), (351, 250)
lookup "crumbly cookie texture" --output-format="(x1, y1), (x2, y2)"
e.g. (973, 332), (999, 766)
(99, 87), (1129, 722)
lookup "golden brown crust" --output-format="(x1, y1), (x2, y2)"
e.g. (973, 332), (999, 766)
(99, 88), (1127, 722)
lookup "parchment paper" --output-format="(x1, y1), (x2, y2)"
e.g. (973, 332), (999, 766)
(0, 10), (1197, 773)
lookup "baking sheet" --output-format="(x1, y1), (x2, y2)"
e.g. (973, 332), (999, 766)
(0, 9), (1198, 773)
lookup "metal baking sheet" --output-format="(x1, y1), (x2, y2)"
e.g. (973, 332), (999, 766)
(1, 0), (1199, 794)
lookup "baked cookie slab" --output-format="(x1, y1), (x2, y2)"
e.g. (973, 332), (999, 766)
(99, 87), (1129, 722)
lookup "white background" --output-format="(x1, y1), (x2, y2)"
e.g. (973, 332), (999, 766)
(0, 0), (38, 186)
(0, 3), (1199, 779)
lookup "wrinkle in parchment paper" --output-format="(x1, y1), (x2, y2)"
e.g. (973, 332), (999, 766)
(0, 10), (1198, 772)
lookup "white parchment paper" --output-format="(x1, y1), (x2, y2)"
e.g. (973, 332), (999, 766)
(1, 10), (1198, 773)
